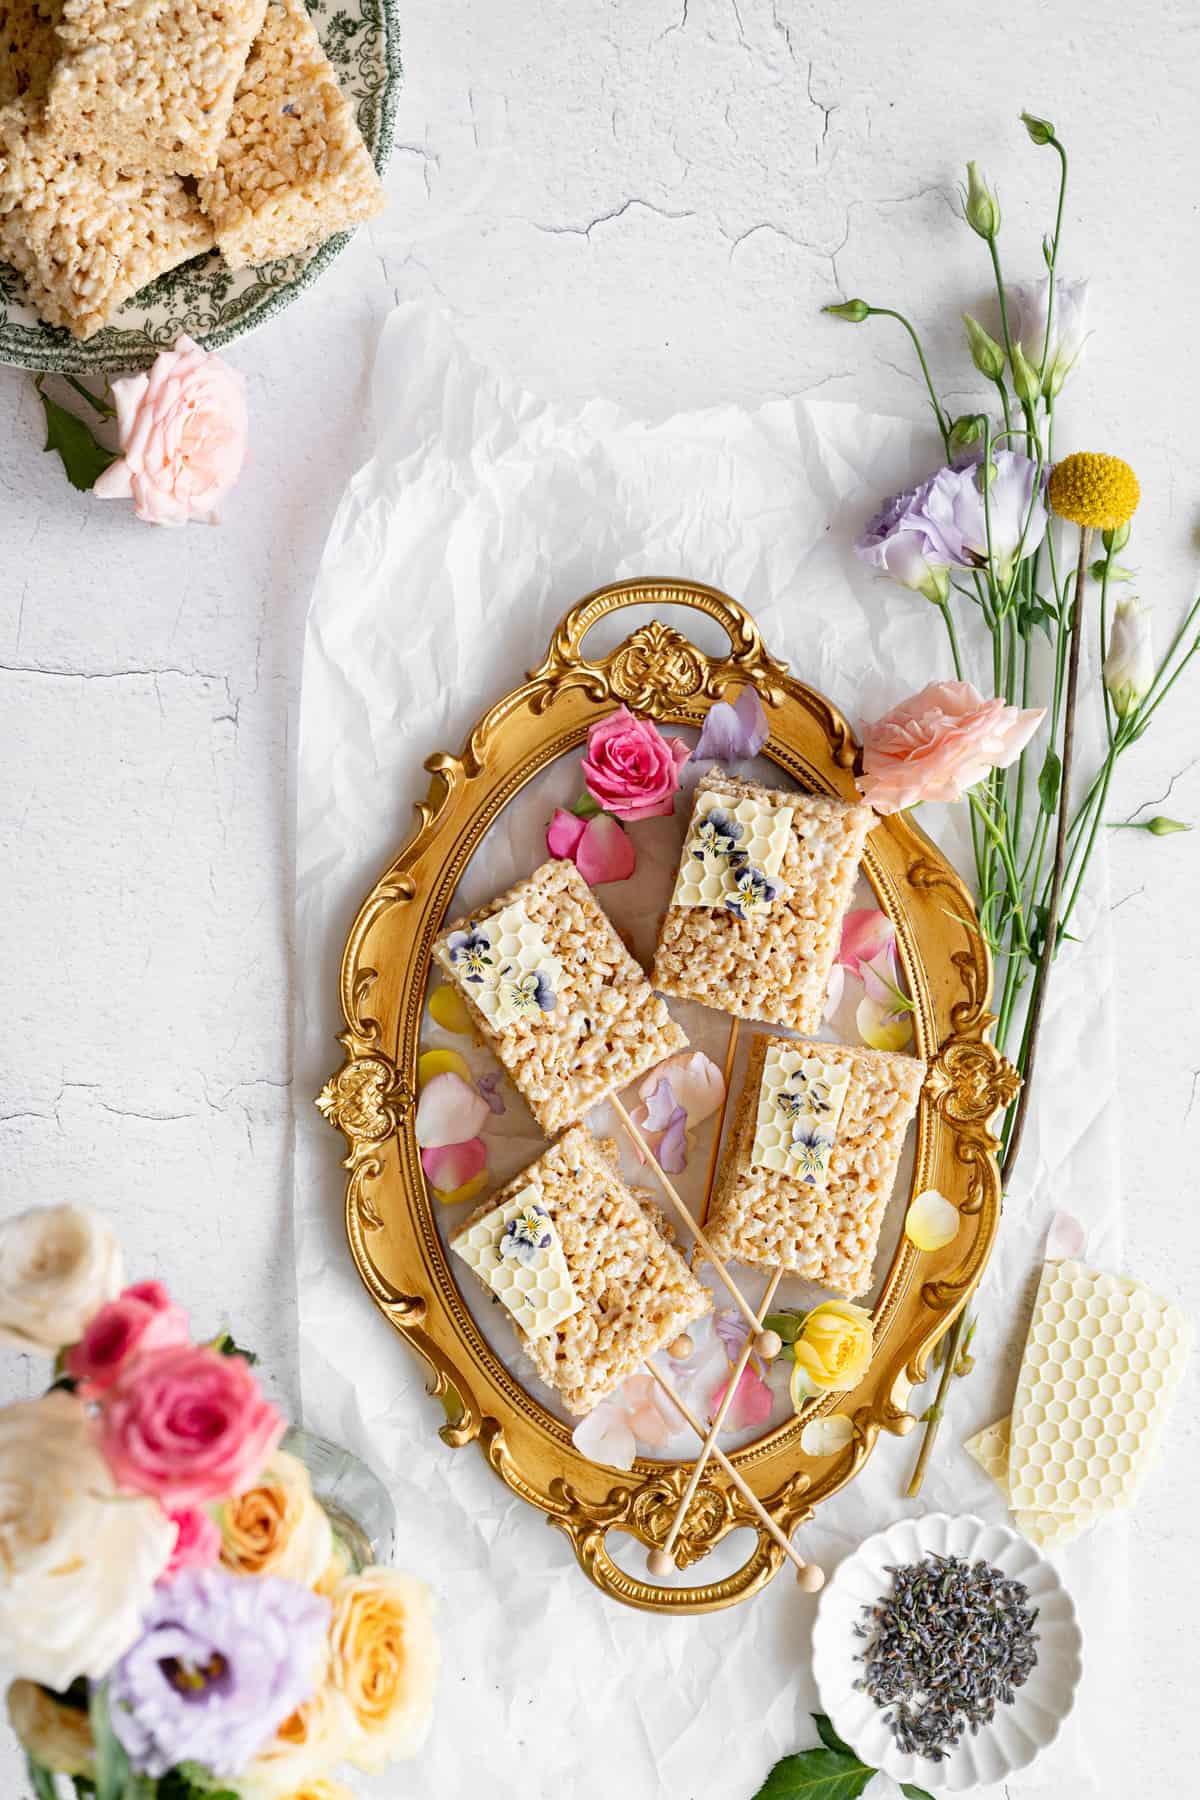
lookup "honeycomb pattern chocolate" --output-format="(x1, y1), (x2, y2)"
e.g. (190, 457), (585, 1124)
(451, 1185), (581, 1340)
(671, 787), (794, 908)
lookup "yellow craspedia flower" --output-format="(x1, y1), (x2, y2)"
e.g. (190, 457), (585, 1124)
(1047, 452), (1140, 531)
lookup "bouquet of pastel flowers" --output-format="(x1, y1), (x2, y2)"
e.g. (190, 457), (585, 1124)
(0, 1204), (438, 1800)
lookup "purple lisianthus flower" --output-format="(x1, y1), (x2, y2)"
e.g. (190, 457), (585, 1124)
(693, 687), (769, 764)
(935, 450), (1047, 577)
(856, 470), (963, 602)
(108, 1567), (329, 1779)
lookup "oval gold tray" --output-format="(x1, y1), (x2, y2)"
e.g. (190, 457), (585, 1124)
(318, 581), (1014, 1613)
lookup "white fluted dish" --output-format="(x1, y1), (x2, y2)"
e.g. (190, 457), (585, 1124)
(811, 1512), (1083, 1791)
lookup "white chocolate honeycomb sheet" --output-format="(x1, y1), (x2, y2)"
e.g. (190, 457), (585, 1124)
(451, 1184), (581, 1340)
(442, 902), (564, 1029)
(750, 1042), (850, 1186)
(964, 1416), (1095, 1550)
(670, 786), (793, 910)
(1006, 1258), (1193, 1518)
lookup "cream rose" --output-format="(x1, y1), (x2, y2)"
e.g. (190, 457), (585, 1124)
(218, 1448), (334, 1587)
(0, 1203), (123, 1351)
(0, 1391), (173, 1688)
(238, 1678), (357, 1800)
(328, 1568), (439, 1771)
(93, 335), (248, 527)
(790, 1300), (875, 1404)
(7, 1680), (95, 1776)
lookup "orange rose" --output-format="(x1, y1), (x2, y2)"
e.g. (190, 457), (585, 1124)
(219, 1448), (332, 1587)
(328, 1568), (438, 1771)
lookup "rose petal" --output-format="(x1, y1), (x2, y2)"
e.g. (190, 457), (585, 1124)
(415, 1071), (490, 1148)
(428, 984), (475, 1035)
(641, 1078), (680, 1135)
(417, 1048), (472, 1089)
(838, 908), (896, 979)
(547, 807), (587, 860)
(637, 1051), (725, 1129)
(856, 993), (913, 1052)
(573, 1401), (637, 1470)
(860, 946), (903, 1007)
(421, 1138), (487, 1191)
(905, 1188), (960, 1252)
(711, 1364), (774, 1432)
(694, 687), (768, 763)
(575, 812), (636, 885)
(657, 1105), (689, 1174)
(476, 1073), (506, 1115)
(431, 1170), (489, 1207)
(1046, 1208), (1088, 1262)
(823, 962), (845, 1021)
(799, 1413), (855, 1457)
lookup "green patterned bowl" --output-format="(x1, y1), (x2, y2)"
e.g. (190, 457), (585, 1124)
(0, 0), (401, 373)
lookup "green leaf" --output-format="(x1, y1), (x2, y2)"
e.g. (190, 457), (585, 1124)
(762, 1310), (804, 1345)
(62, 373), (116, 419)
(170, 1763), (239, 1800)
(1037, 748), (1062, 815)
(901, 1785), (937, 1800)
(571, 792), (602, 820)
(35, 377), (116, 492)
(26, 1757), (57, 1800)
(812, 1715), (856, 1757)
(751, 1748), (874, 1800)
(88, 1684), (131, 1800)
(209, 1331), (258, 1365)
(71, 1781), (98, 1800)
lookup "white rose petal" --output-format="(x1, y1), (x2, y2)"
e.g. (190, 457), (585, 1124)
(0, 1203), (124, 1351)
(905, 1187), (961, 1252)
(799, 1413), (855, 1457)
(0, 1391), (172, 1689)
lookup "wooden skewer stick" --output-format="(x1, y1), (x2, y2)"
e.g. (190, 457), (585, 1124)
(649, 1266), (785, 1576)
(610, 1092), (772, 1349)
(643, 1362), (824, 1592)
(698, 1014), (741, 1226)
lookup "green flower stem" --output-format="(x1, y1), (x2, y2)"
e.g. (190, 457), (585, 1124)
(968, 791), (1032, 956)
(905, 1306), (970, 1499)
(1098, 542), (1116, 745)
(1038, 139), (1070, 387)
(865, 307), (951, 453)
(935, 596), (965, 680)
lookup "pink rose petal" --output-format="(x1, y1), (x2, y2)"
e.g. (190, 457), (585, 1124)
(838, 909), (896, 979)
(421, 1138), (487, 1190)
(572, 1400), (636, 1470)
(575, 812), (636, 885)
(547, 807), (587, 859)
(415, 1071), (490, 1148)
(711, 1364), (774, 1432)
(1045, 1208), (1088, 1262)
(641, 1077), (680, 1134)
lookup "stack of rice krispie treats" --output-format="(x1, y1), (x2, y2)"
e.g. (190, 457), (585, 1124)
(0, 0), (384, 337)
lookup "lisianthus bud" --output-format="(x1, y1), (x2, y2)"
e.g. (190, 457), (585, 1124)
(964, 162), (1000, 240)
(1103, 597), (1154, 718)
(1146, 815), (1190, 835)
(1021, 111), (1055, 146)
(963, 313), (1005, 381)
(1010, 341), (1042, 406)
(948, 414), (986, 461)
(823, 298), (871, 323)
(1103, 521), (1132, 553)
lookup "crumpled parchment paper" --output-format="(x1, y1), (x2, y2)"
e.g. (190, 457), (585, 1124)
(293, 304), (1122, 1799)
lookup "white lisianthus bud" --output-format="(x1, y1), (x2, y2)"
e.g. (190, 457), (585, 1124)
(963, 313), (1005, 381)
(963, 162), (1000, 239)
(1103, 597), (1154, 718)
(1009, 277), (1089, 398)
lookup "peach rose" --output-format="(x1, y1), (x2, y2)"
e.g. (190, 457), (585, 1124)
(94, 335), (248, 526)
(858, 680), (1045, 814)
(7, 1680), (95, 1776)
(238, 1679), (355, 1800)
(218, 1448), (334, 1587)
(580, 706), (690, 821)
(328, 1568), (438, 1771)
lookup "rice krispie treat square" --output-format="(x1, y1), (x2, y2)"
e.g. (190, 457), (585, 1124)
(432, 859), (688, 1138)
(0, 0), (61, 107)
(196, 0), (384, 269)
(652, 773), (875, 1033)
(46, 0), (269, 175)
(0, 106), (213, 338)
(706, 1034), (925, 1297)
(451, 1126), (712, 1416)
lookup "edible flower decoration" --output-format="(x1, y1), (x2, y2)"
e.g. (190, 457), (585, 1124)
(693, 808), (744, 860)
(546, 807), (636, 884)
(789, 1125), (835, 1184)
(762, 1300), (875, 1410)
(446, 929), (493, 983)
(833, 908), (915, 1052)
(497, 966), (556, 1017)
(627, 1052), (726, 1174)
(692, 687), (769, 764)
(571, 1373), (682, 1470)
(414, 1053), (501, 1204)
(724, 864), (777, 920)
(499, 1204), (554, 1267)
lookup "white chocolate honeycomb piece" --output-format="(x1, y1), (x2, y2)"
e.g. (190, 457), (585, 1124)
(451, 1184), (581, 1341)
(751, 1043), (850, 1186)
(671, 787), (794, 909)
(1007, 1259), (1193, 1517)
(442, 902), (564, 1030)
(964, 1415), (1095, 1549)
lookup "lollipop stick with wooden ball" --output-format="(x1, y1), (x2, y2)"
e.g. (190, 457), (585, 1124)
(641, 1362), (823, 1591)
(649, 1265), (787, 1578)
(610, 1093), (777, 1355)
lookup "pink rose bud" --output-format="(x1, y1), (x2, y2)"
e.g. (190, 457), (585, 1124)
(580, 706), (690, 822)
(94, 335), (248, 527)
(96, 1343), (284, 1509)
(64, 1283), (190, 1396)
(160, 1505), (222, 1582)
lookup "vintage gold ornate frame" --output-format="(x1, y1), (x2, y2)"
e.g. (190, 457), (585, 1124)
(319, 581), (1016, 1613)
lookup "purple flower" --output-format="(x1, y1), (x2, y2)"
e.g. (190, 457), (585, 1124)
(640, 1077), (689, 1174)
(107, 1567), (329, 1778)
(693, 688), (769, 764)
(933, 450), (1047, 577)
(476, 1072), (506, 1115)
(856, 471), (962, 602)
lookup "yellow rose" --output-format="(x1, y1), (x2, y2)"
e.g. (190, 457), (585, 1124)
(7, 1680), (95, 1776)
(219, 1449), (333, 1587)
(790, 1299), (874, 1405)
(328, 1567), (439, 1772)
(313, 1538), (352, 1599)
(238, 1680), (356, 1800)
(273, 1784), (356, 1800)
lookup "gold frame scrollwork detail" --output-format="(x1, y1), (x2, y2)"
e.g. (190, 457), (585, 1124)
(318, 579), (1006, 1613)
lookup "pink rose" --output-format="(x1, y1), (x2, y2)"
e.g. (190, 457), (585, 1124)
(580, 707), (690, 821)
(64, 1281), (190, 1396)
(160, 1506), (222, 1582)
(97, 1344), (284, 1508)
(94, 335), (248, 527)
(546, 807), (637, 884)
(858, 680), (1045, 815)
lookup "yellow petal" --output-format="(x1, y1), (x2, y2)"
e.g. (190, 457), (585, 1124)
(429, 984), (475, 1035)
(856, 993), (912, 1052)
(905, 1187), (960, 1251)
(799, 1413), (855, 1457)
(417, 1048), (472, 1088)
(432, 1170), (489, 1206)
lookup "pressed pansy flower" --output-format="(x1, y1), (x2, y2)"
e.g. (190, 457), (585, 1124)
(499, 1204), (553, 1267)
(447, 929), (493, 983)
(498, 967), (556, 1016)
(724, 865), (776, 920)
(693, 808), (744, 860)
(791, 1125), (834, 1184)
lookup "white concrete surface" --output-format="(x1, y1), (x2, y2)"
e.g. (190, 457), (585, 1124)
(1, 2), (1196, 1795)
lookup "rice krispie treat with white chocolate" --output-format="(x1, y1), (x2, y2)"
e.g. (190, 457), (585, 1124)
(451, 1126), (712, 1416)
(432, 859), (688, 1138)
(196, 0), (384, 269)
(652, 773), (875, 1033)
(0, 104), (213, 338)
(707, 1033), (925, 1297)
(0, 0), (61, 107)
(46, 0), (269, 176)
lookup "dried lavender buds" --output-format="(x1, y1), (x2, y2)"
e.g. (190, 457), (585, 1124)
(853, 1552), (1039, 1761)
